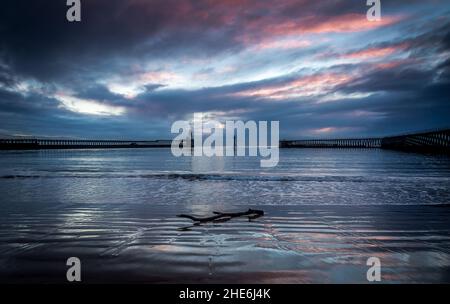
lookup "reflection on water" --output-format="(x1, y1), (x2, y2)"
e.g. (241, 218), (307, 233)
(0, 148), (449, 283)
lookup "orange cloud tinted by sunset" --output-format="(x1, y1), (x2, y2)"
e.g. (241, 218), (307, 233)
(342, 43), (409, 60)
(234, 73), (354, 100)
(265, 14), (402, 36)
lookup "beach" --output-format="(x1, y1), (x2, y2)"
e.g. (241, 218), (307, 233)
(0, 148), (449, 283)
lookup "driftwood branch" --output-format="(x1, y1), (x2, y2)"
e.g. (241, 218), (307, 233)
(177, 209), (264, 230)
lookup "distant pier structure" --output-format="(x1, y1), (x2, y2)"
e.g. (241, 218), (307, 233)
(381, 129), (450, 153)
(281, 138), (381, 148)
(281, 129), (449, 153)
(0, 129), (449, 154)
(0, 139), (172, 150)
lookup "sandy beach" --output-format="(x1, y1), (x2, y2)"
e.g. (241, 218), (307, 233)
(1, 203), (450, 283)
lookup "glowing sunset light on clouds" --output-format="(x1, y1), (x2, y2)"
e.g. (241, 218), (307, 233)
(0, 0), (448, 139)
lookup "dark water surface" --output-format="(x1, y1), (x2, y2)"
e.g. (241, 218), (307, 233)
(0, 148), (449, 283)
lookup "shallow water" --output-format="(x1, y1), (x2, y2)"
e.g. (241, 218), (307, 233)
(0, 148), (449, 283)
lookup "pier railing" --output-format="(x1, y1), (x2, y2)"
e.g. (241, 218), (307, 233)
(381, 129), (450, 153)
(1, 129), (449, 153)
(0, 139), (172, 149)
(281, 138), (381, 148)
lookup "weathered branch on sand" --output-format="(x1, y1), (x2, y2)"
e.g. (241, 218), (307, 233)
(177, 208), (264, 226)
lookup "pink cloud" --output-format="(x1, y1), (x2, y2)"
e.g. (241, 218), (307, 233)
(342, 43), (409, 60)
(313, 127), (337, 134)
(260, 14), (402, 36)
(253, 39), (312, 51)
(233, 72), (354, 100)
(373, 57), (418, 70)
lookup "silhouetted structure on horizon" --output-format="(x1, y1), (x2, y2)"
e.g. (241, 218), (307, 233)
(0, 139), (172, 150)
(380, 129), (450, 154)
(1, 129), (449, 154)
(281, 138), (381, 148)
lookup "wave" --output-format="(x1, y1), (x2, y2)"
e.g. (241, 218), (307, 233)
(0, 172), (440, 183)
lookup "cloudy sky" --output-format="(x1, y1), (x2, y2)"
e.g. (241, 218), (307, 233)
(0, 0), (449, 139)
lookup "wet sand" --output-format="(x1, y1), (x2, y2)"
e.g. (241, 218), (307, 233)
(1, 203), (449, 283)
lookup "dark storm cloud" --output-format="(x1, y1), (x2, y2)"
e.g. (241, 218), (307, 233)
(74, 84), (128, 104)
(0, 0), (403, 81)
(0, 67), (16, 88)
(0, 0), (238, 81)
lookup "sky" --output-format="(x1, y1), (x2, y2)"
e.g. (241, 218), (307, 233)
(0, 0), (449, 139)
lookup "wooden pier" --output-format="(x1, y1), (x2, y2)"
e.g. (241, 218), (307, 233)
(0, 139), (172, 150)
(1, 129), (449, 154)
(281, 138), (381, 148)
(381, 129), (450, 153)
